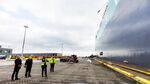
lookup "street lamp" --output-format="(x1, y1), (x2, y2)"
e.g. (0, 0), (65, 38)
(21, 26), (28, 57)
(62, 43), (64, 56)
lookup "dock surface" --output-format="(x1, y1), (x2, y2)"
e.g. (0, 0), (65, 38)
(0, 58), (134, 84)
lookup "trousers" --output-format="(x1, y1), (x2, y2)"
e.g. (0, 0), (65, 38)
(41, 65), (47, 77)
(25, 66), (32, 77)
(50, 63), (55, 72)
(11, 67), (20, 80)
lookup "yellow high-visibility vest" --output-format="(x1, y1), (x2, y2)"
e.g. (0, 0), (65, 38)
(49, 57), (55, 64)
(41, 58), (47, 65)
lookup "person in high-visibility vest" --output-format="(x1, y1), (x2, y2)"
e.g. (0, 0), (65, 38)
(41, 56), (48, 77)
(49, 54), (56, 72)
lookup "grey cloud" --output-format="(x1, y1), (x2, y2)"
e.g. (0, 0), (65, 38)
(0, 0), (106, 56)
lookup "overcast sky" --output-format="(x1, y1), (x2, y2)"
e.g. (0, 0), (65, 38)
(0, 0), (106, 56)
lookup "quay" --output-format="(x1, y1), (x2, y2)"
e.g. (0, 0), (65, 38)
(0, 58), (134, 84)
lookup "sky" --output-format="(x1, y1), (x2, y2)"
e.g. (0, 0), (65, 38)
(0, 0), (106, 56)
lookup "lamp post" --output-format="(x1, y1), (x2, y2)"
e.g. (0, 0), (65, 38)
(62, 43), (64, 56)
(21, 26), (28, 57)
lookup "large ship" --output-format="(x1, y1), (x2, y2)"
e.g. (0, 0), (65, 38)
(96, 0), (150, 67)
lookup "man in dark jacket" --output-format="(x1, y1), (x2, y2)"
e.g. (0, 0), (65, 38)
(25, 56), (33, 78)
(11, 56), (22, 81)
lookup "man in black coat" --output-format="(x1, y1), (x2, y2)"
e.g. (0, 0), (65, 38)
(11, 56), (22, 81)
(25, 56), (33, 78)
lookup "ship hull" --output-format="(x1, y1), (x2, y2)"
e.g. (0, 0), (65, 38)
(96, 0), (150, 67)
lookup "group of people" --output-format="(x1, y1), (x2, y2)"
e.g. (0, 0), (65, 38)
(11, 54), (56, 81)
(41, 54), (56, 77)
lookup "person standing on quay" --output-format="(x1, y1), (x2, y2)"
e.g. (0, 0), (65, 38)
(49, 54), (56, 72)
(41, 56), (48, 77)
(11, 55), (22, 81)
(25, 56), (33, 78)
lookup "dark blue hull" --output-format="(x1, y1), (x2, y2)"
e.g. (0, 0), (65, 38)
(96, 0), (150, 67)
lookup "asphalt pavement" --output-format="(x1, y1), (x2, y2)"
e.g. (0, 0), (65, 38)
(0, 58), (135, 84)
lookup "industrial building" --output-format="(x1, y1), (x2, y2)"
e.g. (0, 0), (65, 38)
(0, 45), (12, 59)
(12, 53), (62, 58)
